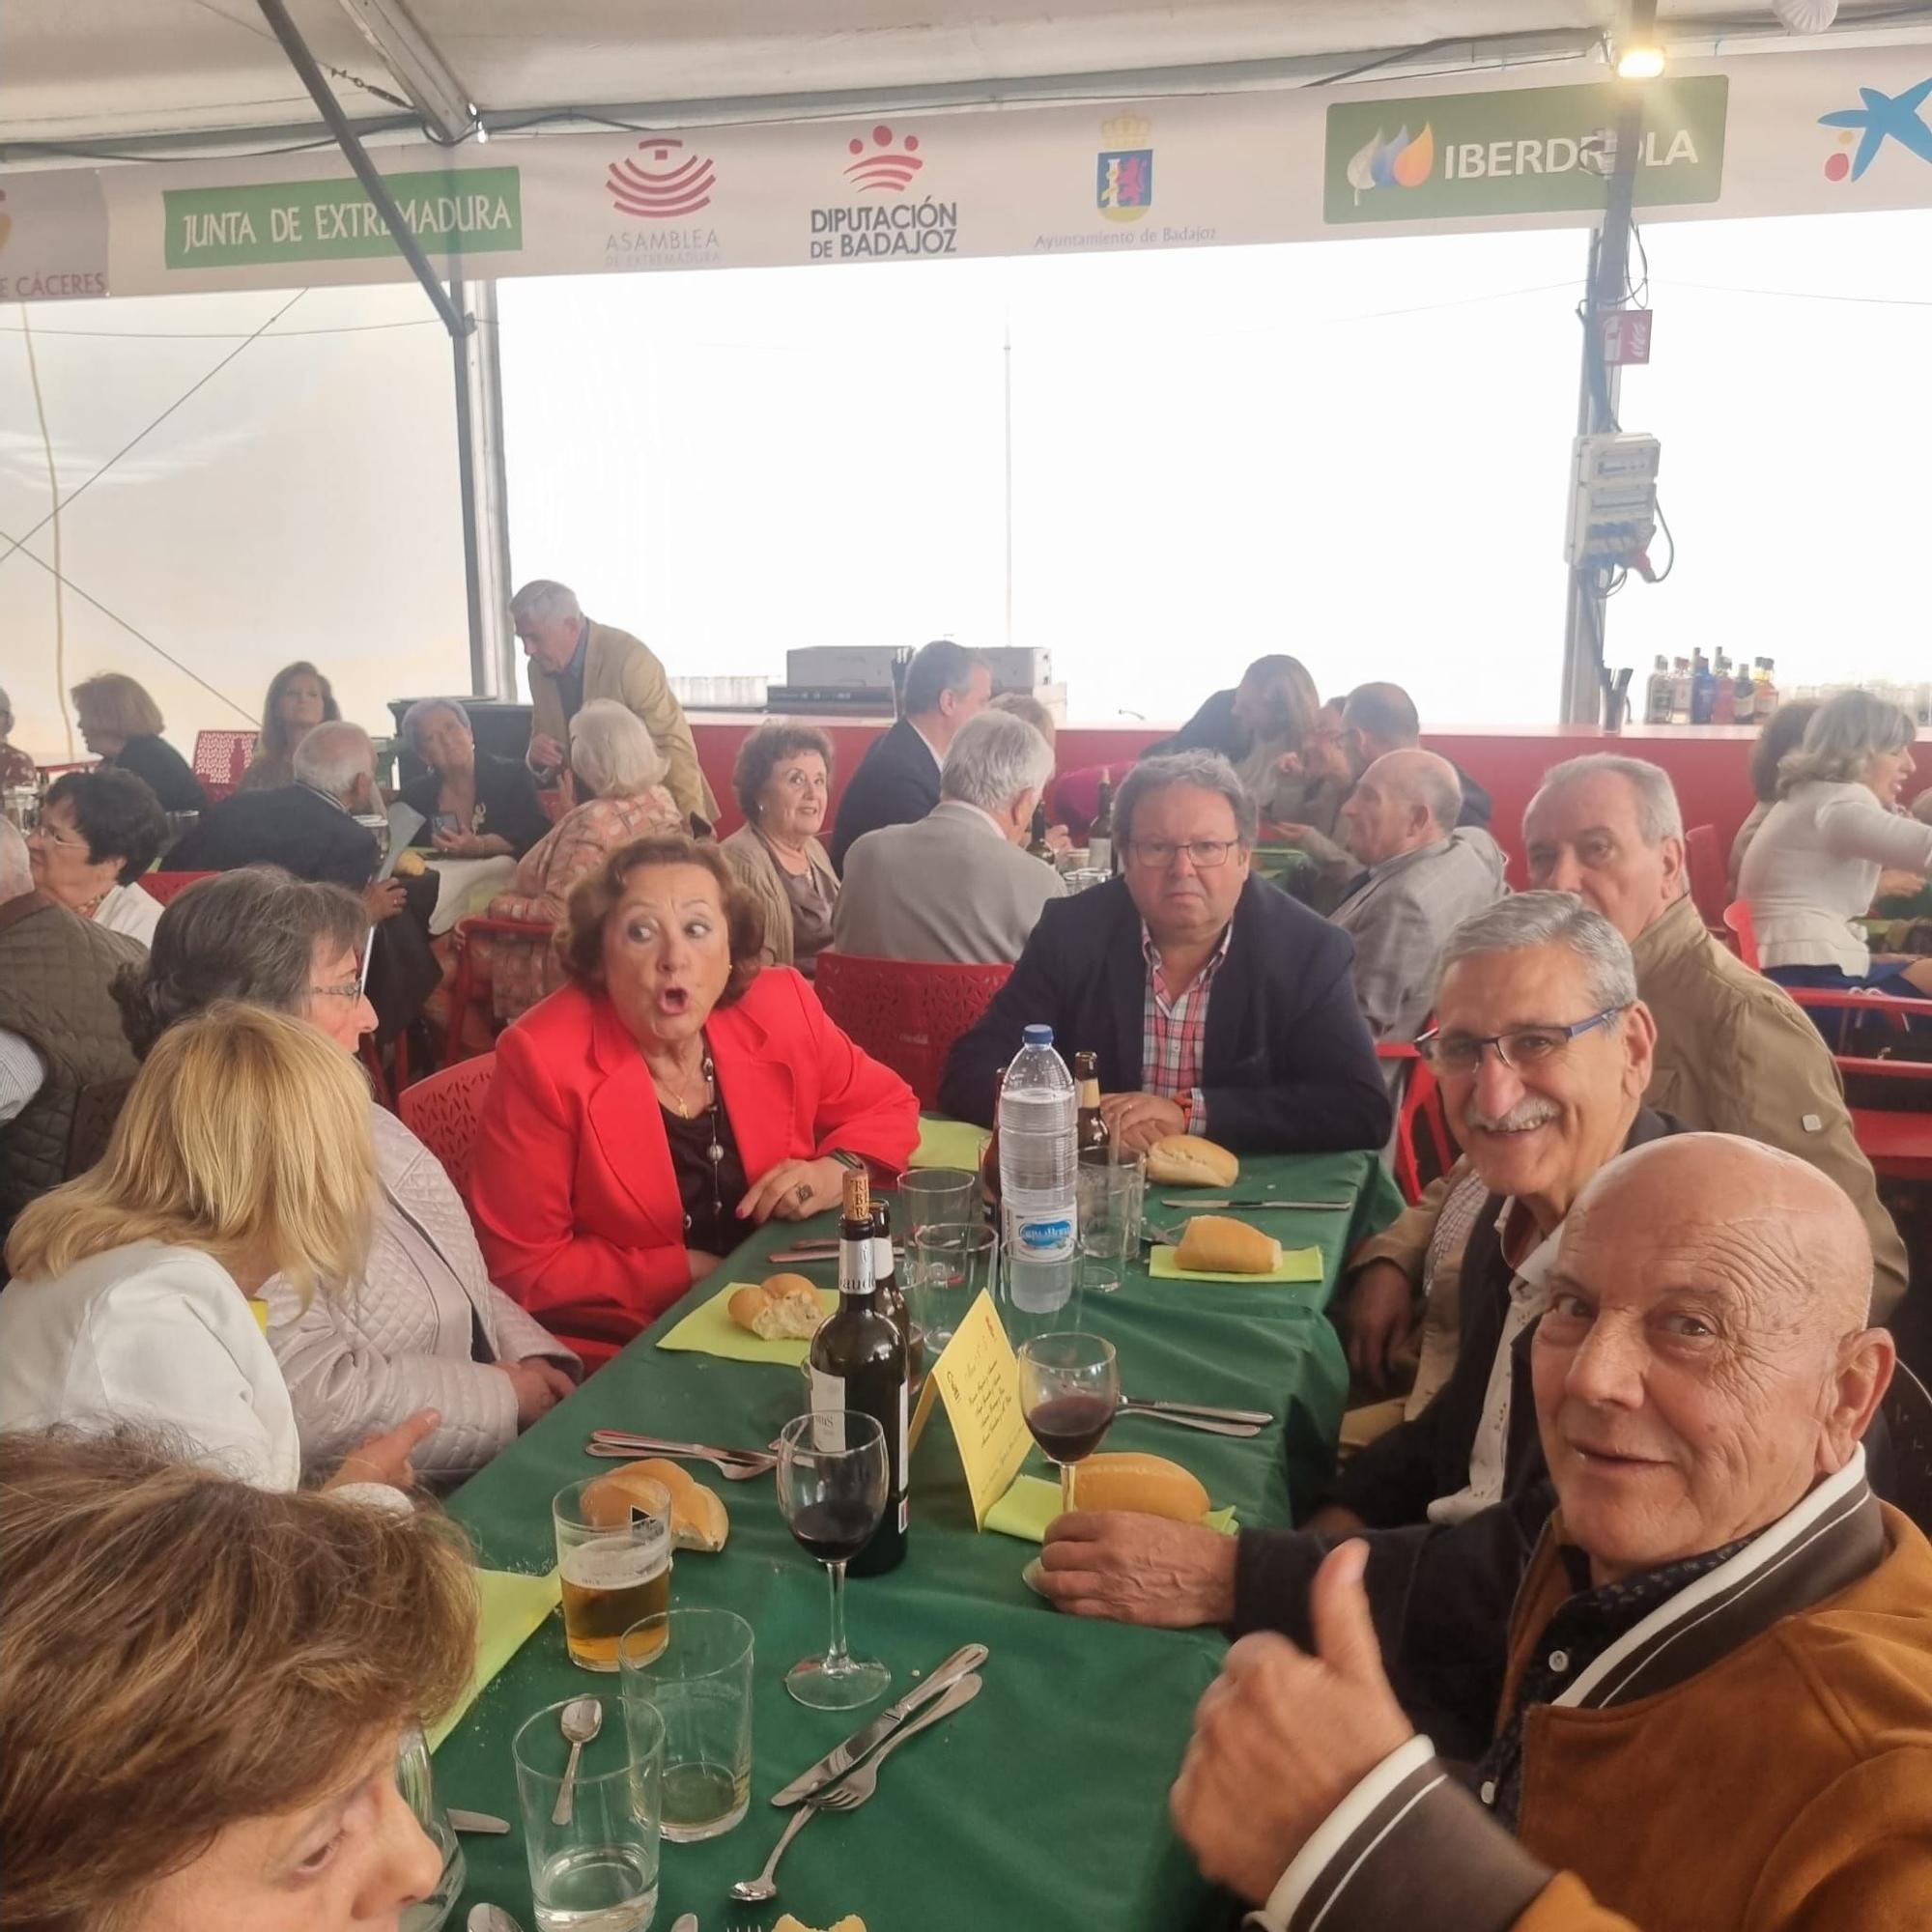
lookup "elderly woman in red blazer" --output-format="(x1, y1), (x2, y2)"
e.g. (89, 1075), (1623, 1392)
(469, 833), (920, 1366)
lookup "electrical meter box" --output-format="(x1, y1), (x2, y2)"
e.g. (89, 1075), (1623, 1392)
(1566, 432), (1661, 569)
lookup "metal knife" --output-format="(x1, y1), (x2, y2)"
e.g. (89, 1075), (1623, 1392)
(1127, 1396), (1272, 1426)
(446, 1808), (510, 1835)
(770, 1641), (988, 1806)
(1158, 1198), (1350, 1211)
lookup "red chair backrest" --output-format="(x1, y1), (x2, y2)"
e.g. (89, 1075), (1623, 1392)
(398, 1053), (497, 1198)
(192, 729), (258, 788)
(1375, 1040), (1456, 1205)
(138, 869), (216, 905)
(813, 952), (1012, 1108)
(1684, 824), (1726, 933)
(1721, 897), (1759, 970)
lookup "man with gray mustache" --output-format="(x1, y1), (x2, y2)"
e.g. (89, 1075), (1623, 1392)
(1040, 894), (1680, 1687)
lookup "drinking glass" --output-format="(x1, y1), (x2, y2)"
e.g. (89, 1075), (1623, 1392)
(910, 1220), (998, 1357)
(396, 1725), (464, 1932)
(513, 1694), (665, 1932)
(895, 1166), (977, 1237)
(775, 1410), (890, 1710)
(618, 1608), (753, 1843)
(1077, 1147), (1146, 1296)
(1017, 1331), (1121, 1513)
(553, 1475), (674, 1673)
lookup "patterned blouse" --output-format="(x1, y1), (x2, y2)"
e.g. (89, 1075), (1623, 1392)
(484, 788), (682, 1021)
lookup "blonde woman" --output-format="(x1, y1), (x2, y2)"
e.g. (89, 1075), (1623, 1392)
(0, 1004), (435, 1492)
(484, 696), (683, 1020)
(71, 670), (206, 812)
(0, 1427), (474, 1932)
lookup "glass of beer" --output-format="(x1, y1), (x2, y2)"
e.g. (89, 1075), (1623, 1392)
(553, 1475), (673, 1673)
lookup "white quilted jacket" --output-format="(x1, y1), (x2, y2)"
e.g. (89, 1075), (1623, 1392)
(261, 1106), (579, 1483)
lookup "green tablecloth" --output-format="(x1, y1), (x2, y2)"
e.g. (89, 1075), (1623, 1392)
(437, 1148), (1401, 1932)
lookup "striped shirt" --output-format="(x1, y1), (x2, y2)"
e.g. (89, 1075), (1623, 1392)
(1140, 920), (1233, 1135)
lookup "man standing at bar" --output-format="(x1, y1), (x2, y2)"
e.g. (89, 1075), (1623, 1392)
(511, 578), (718, 828)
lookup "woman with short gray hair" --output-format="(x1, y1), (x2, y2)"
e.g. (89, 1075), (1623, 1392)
(1739, 689), (1932, 1009)
(721, 721), (840, 976)
(483, 699), (684, 1020)
(396, 696), (549, 861)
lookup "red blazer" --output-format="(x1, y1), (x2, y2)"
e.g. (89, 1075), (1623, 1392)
(469, 967), (920, 1367)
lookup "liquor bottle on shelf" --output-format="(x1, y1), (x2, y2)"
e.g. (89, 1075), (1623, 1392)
(1671, 657), (1692, 724)
(1088, 771), (1114, 875)
(810, 1171), (908, 1577)
(1734, 657), (1757, 721)
(1027, 804), (1054, 863)
(869, 1198), (920, 1395)
(1644, 655), (1674, 725)
(1712, 651), (1737, 725)
(1690, 651), (1717, 725)
(1754, 659), (1779, 721)
(1074, 1049), (1109, 1152)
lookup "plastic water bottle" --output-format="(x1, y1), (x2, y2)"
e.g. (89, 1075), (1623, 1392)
(1000, 1024), (1078, 1314)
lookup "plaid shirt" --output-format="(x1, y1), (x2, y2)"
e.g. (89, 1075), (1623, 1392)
(1140, 920), (1234, 1135)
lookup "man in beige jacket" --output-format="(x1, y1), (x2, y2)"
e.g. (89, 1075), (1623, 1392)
(1347, 753), (1908, 1387)
(511, 578), (719, 826)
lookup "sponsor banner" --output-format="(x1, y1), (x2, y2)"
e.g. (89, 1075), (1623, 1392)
(0, 170), (109, 300)
(3, 44), (1926, 299)
(1322, 77), (1729, 224)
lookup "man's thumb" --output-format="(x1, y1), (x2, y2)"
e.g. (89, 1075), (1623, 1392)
(1309, 1540), (1383, 1683)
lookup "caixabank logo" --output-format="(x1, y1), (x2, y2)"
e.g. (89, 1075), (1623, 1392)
(810, 125), (957, 259)
(1818, 77), (1932, 182)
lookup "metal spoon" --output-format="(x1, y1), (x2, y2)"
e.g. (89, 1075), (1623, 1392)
(467, 1908), (525, 1932)
(729, 1796), (826, 1905)
(552, 1695), (603, 1826)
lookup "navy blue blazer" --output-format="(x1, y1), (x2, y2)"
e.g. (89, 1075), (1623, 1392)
(938, 873), (1392, 1154)
(829, 718), (941, 875)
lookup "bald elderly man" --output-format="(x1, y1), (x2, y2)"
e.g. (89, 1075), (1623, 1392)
(1332, 750), (1507, 1042)
(1172, 1135), (1931, 1932)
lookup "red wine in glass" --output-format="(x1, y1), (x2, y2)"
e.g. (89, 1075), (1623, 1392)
(1025, 1392), (1117, 1463)
(787, 1499), (880, 1567)
(1015, 1331), (1121, 1516)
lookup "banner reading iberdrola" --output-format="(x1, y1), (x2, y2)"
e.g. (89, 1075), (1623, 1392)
(1323, 76), (1730, 224)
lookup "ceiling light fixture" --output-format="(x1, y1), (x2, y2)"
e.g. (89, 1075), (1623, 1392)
(1615, 0), (1667, 78)
(1772, 0), (1840, 30)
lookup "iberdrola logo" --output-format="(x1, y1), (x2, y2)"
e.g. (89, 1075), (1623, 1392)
(1344, 124), (1436, 199)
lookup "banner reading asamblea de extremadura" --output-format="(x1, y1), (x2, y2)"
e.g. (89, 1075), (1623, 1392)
(4, 43), (1930, 300)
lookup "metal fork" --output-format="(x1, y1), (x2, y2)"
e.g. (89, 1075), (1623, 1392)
(810, 1672), (984, 1813)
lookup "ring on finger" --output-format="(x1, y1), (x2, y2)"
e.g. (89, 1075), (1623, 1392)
(794, 1180), (812, 1205)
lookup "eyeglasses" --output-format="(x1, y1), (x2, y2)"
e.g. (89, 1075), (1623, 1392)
(26, 822), (87, 850)
(309, 980), (366, 1004)
(1126, 839), (1240, 870)
(1415, 1006), (1628, 1073)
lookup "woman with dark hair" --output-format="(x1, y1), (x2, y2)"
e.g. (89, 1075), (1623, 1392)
(25, 767), (168, 946)
(70, 671), (205, 811)
(720, 720), (839, 975)
(106, 867), (579, 1483)
(396, 696), (549, 859)
(238, 660), (339, 791)
(1728, 698), (1819, 895)
(469, 833), (920, 1364)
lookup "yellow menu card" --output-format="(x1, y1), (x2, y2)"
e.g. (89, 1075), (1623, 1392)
(926, 1288), (1032, 1528)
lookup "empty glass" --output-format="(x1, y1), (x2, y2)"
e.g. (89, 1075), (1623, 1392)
(618, 1608), (753, 1843)
(895, 1167), (978, 1237)
(910, 1221), (999, 1357)
(1077, 1147), (1146, 1295)
(396, 1725), (464, 1932)
(513, 1694), (665, 1932)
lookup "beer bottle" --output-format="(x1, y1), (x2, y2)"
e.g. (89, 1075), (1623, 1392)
(1089, 771), (1114, 875)
(1074, 1049), (1109, 1152)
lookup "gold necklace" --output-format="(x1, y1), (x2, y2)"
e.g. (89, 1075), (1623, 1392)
(650, 1050), (709, 1118)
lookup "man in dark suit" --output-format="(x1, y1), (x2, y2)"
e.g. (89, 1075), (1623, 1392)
(829, 639), (992, 873)
(939, 751), (1391, 1153)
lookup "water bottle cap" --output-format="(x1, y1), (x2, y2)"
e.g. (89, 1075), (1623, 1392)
(1022, 1024), (1054, 1046)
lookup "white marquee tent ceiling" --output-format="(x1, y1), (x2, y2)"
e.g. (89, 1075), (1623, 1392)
(7, 0), (1930, 157)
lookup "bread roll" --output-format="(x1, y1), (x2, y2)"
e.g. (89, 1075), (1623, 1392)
(1174, 1215), (1280, 1275)
(727, 1275), (826, 1340)
(585, 1459), (729, 1552)
(1071, 1452), (1210, 1521)
(1144, 1136), (1238, 1187)
(774, 1917), (865, 1932)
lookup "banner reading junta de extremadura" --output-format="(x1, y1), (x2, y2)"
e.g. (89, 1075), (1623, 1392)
(3, 42), (1928, 299)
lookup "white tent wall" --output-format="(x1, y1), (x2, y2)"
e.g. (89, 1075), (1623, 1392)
(0, 281), (468, 765)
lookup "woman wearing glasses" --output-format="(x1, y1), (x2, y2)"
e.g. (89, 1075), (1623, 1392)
(26, 767), (169, 947)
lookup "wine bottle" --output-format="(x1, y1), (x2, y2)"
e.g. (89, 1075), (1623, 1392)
(810, 1171), (907, 1576)
(1074, 1049), (1109, 1152)
(1027, 803), (1053, 863)
(1089, 770), (1114, 874)
(870, 1199), (922, 1394)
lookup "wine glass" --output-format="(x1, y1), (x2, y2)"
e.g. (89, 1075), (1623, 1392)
(775, 1411), (891, 1711)
(1017, 1331), (1121, 1515)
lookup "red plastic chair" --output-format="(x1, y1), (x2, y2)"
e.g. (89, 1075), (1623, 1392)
(398, 1053), (497, 1198)
(1375, 1040), (1456, 1205)
(1837, 1056), (1932, 1182)
(813, 952), (1012, 1108)
(192, 729), (257, 791)
(1722, 896), (1758, 967)
(441, 914), (554, 1068)
(138, 869), (216, 905)
(1685, 824), (1727, 935)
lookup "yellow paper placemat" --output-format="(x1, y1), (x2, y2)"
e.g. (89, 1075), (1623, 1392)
(655, 1282), (838, 1366)
(1150, 1244), (1323, 1285)
(911, 1116), (988, 1172)
(984, 1473), (1236, 1544)
(429, 1566), (560, 1751)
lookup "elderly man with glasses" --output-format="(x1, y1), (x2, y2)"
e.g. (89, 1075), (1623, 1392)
(939, 751), (1390, 1155)
(1170, 1134), (1932, 1932)
(1038, 895), (1680, 1713)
